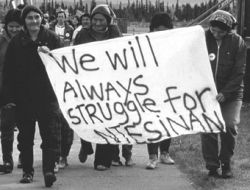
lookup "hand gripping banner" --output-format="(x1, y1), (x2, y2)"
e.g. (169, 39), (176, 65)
(39, 25), (225, 144)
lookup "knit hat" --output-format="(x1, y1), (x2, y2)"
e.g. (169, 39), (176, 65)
(150, 13), (173, 32)
(4, 9), (22, 37)
(4, 9), (22, 26)
(91, 4), (116, 25)
(21, 5), (43, 22)
(209, 10), (237, 30)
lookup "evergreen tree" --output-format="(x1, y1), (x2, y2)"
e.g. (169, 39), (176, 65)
(90, 0), (96, 12)
(68, 5), (74, 15)
(85, 3), (89, 13)
(61, 2), (65, 9)
(26, 0), (229, 24)
(175, 0), (181, 21)
(79, 0), (83, 9)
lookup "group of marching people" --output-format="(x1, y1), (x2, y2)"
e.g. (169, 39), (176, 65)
(0, 2), (246, 188)
(0, 4), (175, 187)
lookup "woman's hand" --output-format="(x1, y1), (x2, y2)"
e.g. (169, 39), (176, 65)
(38, 46), (50, 54)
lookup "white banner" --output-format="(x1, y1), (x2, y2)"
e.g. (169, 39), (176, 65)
(39, 25), (225, 144)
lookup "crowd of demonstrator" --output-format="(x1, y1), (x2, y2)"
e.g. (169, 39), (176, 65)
(0, 3), (246, 188)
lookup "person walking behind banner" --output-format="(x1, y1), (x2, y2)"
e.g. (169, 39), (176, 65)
(80, 13), (91, 29)
(145, 13), (175, 170)
(201, 10), (246, 178)
(42, 13), (50, 29)
(74, 4), (133, 170)
(49, 10), (74, 173)
(71, 15), (80, 30)
(54, 115), (73, 172)
(72, 13), (91, 43)
(49, 10), (74, 47)
(1, 5), (61, 187)
(112, 144), (134, 167)
(0, 9), (22, 174)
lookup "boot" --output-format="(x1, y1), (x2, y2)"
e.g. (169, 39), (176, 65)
(221, 162), (233, 178)
(42, 150), (57, 187)
(44, 172), (56, 187)
(0, 161), (13, 174)
(3, 161), (13, 174)
(20, 172), (33, 183)
(208, 168), (220, 178)
(1, 153), (13, 174)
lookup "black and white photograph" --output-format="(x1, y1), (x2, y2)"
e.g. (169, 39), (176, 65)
(0, 0), (249, 189)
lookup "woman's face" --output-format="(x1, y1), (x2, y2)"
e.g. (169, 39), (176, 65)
(7, 21), (22, 38)
(91, 13), (108, 32)
(25, 11), (42, 33)
(72, 17), (79, 26)
(81, 16), (91, 29)
(57, 12), (65, 25)
(210, 26), (228, 40)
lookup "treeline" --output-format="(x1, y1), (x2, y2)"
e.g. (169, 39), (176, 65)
(1, 0), (233, 23)
(42, 0), (232, 22)
(113, 0), (221, 22)
(112, 0), (233, 22)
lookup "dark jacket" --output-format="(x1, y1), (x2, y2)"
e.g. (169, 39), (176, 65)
(74, 25), (122, 45)
(49, 21), (74, 46)
(205, 29), (247, 101)
(1, 26), (61, 119)
(0, 30), (10, 95)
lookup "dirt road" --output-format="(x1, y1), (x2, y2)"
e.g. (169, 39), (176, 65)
(0, 131), (194, 190)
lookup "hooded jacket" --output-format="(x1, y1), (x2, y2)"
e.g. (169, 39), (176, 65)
(91, 4), (116, 25)
(74, 24), (121, 45)
(205, 29), (247, 101)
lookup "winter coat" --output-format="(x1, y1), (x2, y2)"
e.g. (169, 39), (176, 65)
(74, 25), (122, 45)
(1, 26), (61, 119)
(205, 29), (247, 101)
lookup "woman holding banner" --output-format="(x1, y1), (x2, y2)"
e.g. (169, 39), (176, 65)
(201, 10), (246, 178)
(1, 5), (61, 187)
(74, 4), (134, 170)
(145, 13), (175, 170)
